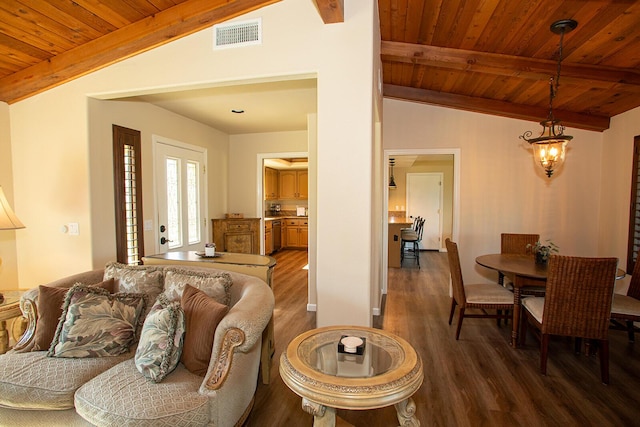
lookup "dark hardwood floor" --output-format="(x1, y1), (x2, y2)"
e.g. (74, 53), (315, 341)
(247, 249), (640, 426)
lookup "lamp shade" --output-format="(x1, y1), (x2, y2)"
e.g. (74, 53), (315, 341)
(0, 186), (25, 230)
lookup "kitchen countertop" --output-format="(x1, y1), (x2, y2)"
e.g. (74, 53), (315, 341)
(388, 217), (413, 224)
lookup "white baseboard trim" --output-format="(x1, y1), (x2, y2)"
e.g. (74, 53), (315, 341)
(307, 304), (317, 312)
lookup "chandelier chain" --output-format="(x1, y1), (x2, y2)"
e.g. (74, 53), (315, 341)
(548, 28), (567, 118)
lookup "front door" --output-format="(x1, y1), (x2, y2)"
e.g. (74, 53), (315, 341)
(154, 138), (207, 254)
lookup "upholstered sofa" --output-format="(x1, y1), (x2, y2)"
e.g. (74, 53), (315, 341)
(0, 262), (274, 426)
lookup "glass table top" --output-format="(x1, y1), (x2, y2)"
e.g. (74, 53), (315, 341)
(296, 328), (405, 379)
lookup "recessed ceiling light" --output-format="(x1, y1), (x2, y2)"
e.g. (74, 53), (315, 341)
(231, 109), (245, 114)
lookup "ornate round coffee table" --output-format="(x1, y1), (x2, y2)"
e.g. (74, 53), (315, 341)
(279, 326), (423, 426)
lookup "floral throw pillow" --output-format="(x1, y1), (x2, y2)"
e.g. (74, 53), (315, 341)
(48, 285), (146, 358)
(32, 278), (115, 351)
(135, 294), (185, 383)
(103, 262), (164, 305)
(163, 268), (232, 305)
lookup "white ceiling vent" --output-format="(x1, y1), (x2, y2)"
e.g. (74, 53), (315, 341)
(213, 18), (262, 50)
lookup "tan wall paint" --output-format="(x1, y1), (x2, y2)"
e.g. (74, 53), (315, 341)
(599, 105), (640, 268)
(11, 90), (95, 286)
(371, 8), (384, 316)
(7, 0), (379, 327)
(0, 102), (20, 290)
(228, 130), (307, 217)
(389, 159), (455, 247)
(383, 98), (606, 284)
(88, 99), (229, 268)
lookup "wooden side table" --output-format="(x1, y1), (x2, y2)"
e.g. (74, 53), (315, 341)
(280, 326), (424, 426)
(0, 291), (26, 354)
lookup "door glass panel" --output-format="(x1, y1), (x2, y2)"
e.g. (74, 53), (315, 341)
(187, 161), (200, 245)
(166, 158), (182, 249)
(155, 140), (206, 254)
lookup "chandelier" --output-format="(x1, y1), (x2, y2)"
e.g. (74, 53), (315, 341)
(520, 19), (577, 178)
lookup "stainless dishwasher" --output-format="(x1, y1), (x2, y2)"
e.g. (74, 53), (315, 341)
(272, 220), (282, 251)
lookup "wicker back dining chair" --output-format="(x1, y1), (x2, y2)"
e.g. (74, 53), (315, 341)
(520, 255), (618, 384)
(610, 254), (640, 341)
(445, 239), (514, 340)
(499, 233), (540, 286)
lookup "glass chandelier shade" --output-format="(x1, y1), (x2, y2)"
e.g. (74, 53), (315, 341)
(521, 112), (573, 178)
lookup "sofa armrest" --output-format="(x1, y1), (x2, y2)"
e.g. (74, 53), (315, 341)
(202, 273), (274, 390)
(12, 269), (105, 352)
(204, 328), (245, 390)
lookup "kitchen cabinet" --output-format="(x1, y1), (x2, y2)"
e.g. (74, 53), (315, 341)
(264, 219), (273, 254)
(212, 218), (260, 254)
(283, 218), (308, 248)
(279, 170), (308, 199)
(264, 167), (279, 200)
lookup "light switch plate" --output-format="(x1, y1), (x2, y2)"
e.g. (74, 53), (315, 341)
(144, 220), (153, 231)
(68, 223), (79, 235)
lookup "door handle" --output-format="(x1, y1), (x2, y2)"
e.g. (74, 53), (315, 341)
(160, 237), (173, 245)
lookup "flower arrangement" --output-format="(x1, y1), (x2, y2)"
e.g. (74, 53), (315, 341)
(527, 240), (559, 264)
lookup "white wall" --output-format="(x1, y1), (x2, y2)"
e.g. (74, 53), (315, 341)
(383, 98), (606, 284)
(599, 105), (640, 268)
(7, 0), (379, 327)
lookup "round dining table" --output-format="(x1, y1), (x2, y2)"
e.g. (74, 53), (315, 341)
(476, 254), (626, 348)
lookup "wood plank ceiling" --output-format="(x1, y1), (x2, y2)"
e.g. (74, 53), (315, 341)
(380, 0), (640, 131)
(0, 0), (638, 132)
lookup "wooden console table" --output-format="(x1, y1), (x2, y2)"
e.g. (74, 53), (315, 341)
(142, 251), (276, 384)
(212, 218), (260, 254)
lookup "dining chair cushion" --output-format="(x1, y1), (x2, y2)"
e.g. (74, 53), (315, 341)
(465, 284), (514, 304)
(611, 294), (640, 316)
(522, 296), (545, 323)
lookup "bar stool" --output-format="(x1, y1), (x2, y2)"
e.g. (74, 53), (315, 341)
(399, 217), (420, 261)
(401, 218), (425, 268)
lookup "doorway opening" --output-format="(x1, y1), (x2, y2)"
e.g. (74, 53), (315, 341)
(382, 149), (460, 295)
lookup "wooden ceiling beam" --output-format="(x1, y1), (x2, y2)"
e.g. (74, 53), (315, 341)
(0, 0), (280, 104)
(381, 41), (640, 89)
(383, 84), (610, 132)
(312, 0), (344, 24)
